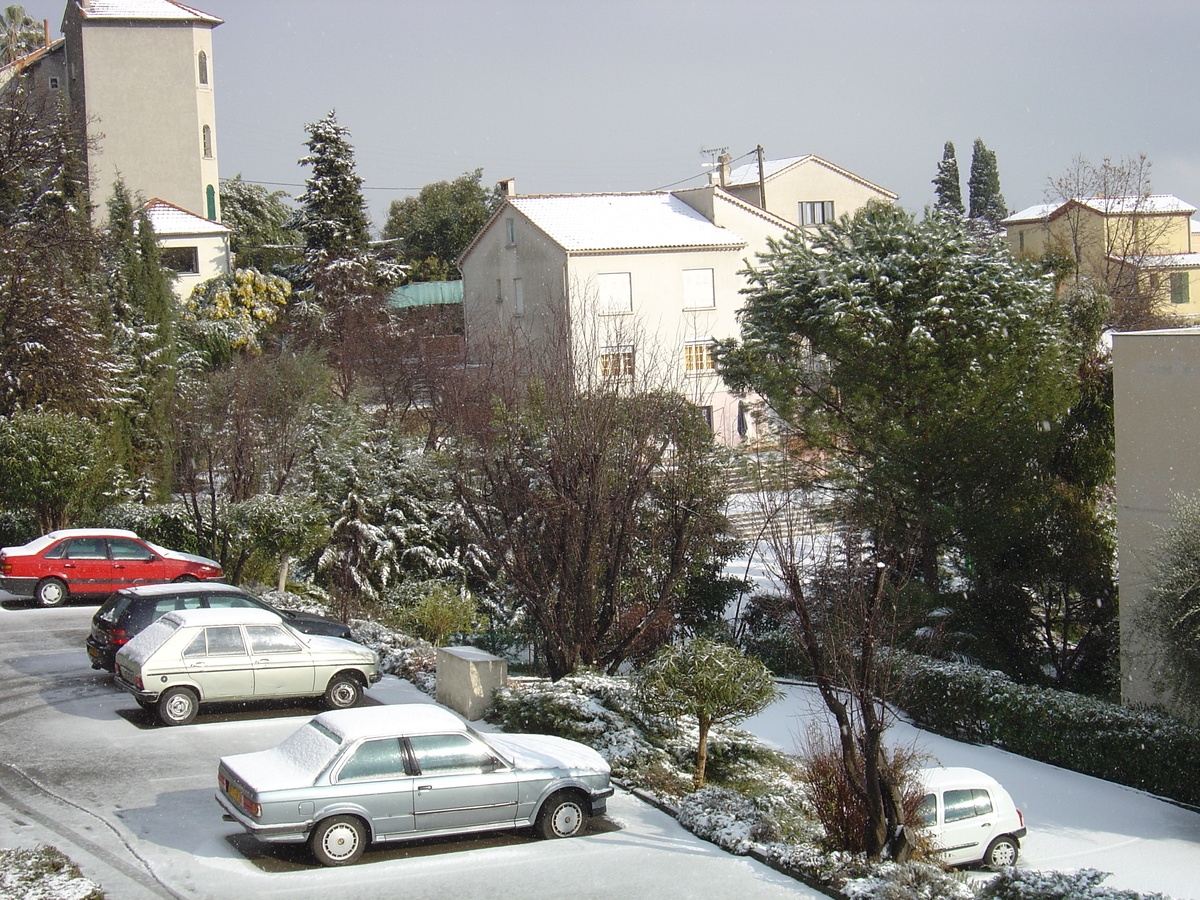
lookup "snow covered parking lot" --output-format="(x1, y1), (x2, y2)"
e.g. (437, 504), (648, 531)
(744, 682), (1200, 900)
(0, 602), (830, 900)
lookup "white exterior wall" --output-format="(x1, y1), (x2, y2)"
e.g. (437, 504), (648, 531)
(726, 158), (895, 225)
(158, 230), (231, 300)
(1113, 328), (1200, 712)
(461, 208), (570, 358)
(68, 15), (218, 222)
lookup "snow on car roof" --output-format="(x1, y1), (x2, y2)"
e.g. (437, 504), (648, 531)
(313, 704), (465, 741)
(115, 581), (240, 598)
(160, 607), (282, 628)
(920, 766), (1004, 790)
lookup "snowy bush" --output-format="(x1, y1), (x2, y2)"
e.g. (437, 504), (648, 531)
(893, 651), (1200, 807)
(347, 618), (438, 695)
(0, 846), (103, 900)
(841, 860), (974, 900)
(977, 868), (1169, 900)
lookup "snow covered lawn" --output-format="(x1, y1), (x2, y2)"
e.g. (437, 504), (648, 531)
(742, 682), (1200, 900)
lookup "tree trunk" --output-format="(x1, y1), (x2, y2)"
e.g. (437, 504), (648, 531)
(695, 715), (711, 788)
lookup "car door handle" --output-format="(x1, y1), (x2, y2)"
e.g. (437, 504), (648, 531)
(255, 658), (271, 664)
(417, 784), (433, 791)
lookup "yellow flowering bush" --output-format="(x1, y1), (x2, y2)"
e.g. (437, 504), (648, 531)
(184, 268), (291, 353)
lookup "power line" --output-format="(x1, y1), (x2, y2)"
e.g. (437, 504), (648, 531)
(219, 177), (421, 192)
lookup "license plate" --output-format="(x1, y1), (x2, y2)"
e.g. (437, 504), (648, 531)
(228, 785), (243, 805)
(86, 646), (98, 659)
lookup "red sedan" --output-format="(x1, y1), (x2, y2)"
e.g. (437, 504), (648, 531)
(0, 529), (223, 607)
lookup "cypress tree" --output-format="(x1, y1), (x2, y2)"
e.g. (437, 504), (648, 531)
(967, 138), (1008, 228)
(932, 141), (964, 214)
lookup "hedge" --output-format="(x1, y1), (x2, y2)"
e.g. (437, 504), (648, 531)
(892, 651), (1200, 808)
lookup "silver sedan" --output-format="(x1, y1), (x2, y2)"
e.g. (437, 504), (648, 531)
(216, 704), (613, 865)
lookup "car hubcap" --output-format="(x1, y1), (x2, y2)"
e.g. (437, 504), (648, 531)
(331, 683), (355, 706)
(166, 695), (191, 720)
(323, 824), (359, 860)
(41, 583), (64, 604)
(991, 842), (1016, 866)
(552, 803), (581, 836)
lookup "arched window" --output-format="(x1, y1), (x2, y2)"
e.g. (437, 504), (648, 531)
(206, 184), (216, 220)
(202, 125), (212, 158)
(198, 50), (208, 85)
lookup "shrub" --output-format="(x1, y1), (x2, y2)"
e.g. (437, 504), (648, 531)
(0, 845), (104, 899)
(977, 868), (1169, 900)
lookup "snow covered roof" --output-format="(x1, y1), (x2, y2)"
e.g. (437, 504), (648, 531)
(506, 193), (746, 253)
(1004, 196), (1197, 225)
(75, 0), (222, 24)
(1115, 252), (1200, 270)
(313, 705), (464, 741)
(140, 199), (231, 236)
(722, 154), (898, 199)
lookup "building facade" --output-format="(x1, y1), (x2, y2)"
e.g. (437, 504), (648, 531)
(1004, 196), (1200, 319)
(460, 157), (896, 445)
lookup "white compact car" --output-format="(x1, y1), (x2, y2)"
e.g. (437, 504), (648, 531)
(915, 767), (1026, 868)
(114, 607), (380, 726)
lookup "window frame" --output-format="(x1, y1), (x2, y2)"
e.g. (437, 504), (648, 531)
(600, 344), (636, 380)
(597, 272), (633, 315)
(800, 200), (835, 226)
(683, 340), (716, 374)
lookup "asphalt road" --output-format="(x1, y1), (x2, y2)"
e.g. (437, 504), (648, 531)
(0, 600), (829, 900)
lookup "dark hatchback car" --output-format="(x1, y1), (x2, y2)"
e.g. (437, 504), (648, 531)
(87, 582), (354, 672)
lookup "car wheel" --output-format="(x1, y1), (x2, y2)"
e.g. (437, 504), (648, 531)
(984, 835), (1019, 868)
(156, 686), (199, 726)
(323, 674), (362, 710)
(34, 577), (68, 608)
(172, 574), (199, 583)
(536, 792), (586, 839)
(310, 815), (366, 866)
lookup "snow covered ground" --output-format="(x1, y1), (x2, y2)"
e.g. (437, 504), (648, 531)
(743, 682), (1200, 900)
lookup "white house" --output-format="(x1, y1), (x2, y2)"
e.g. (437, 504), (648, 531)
(459, 157), (897, 445)
(142, 199), (232, 299)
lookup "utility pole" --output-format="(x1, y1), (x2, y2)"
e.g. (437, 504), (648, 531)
(756, 145), (766, 210)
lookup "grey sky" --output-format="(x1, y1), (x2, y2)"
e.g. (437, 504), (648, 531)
(23, 0), (1200, 231)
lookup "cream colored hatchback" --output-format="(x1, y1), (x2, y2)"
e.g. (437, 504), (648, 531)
(114, 607), (380, 726)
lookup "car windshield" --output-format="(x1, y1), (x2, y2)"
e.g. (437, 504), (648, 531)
(144, 541), (171, 557)
(471, 726), (514, 766)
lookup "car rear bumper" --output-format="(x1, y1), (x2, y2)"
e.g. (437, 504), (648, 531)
(216, 791), (309, 843)
(85, 638), (116, 671)
(113, 674), (157, 702)
(0, 577), (37, 598)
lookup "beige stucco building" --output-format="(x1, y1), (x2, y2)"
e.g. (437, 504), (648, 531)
(1004, 196), (1200, 319)
(1112, 327), (1200, 711)
(1, 1), (229, 296)
(459, 156), (896, 445)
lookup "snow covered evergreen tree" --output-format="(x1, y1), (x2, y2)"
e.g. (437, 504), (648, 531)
(967, 138), (1008, 228)
(294, 110), (371, 258)
(719, 201), (1076, 590)
(932, 141), (964, 214)
(0, 75), (109, 416)
(290, 111), (402, 399)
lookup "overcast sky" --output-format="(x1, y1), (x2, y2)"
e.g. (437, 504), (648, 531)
(23, 0), (1200, 231)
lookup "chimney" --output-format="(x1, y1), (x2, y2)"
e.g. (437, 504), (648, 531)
(717, 153), (731, 188)
(499, 178), (516, 198)
(44, 19), (51, 48)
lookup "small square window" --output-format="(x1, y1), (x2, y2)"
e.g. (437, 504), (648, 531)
(683, 341), (715, 373)
(162, 246), (200, 274)
(683, 268), (715, 309)
(598, 272), (632, 314)
(800, 200), (835, 226)
(600, 344), (635, 379)
(48, 76), (60, 90)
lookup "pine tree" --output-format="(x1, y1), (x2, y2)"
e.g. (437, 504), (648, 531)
(932, 141), (964, 214)
(295, 110), (371, 257)
(967, 138), (1008, 228)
